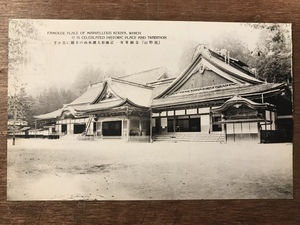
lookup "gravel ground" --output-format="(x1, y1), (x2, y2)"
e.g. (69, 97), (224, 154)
(7, 139), (293, 200)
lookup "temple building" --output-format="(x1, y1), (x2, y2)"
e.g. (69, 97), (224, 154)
(35, 45), (293, 143)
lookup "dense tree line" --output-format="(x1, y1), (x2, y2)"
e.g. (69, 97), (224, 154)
(33, 87), (77, 116)
(210, 33), (252, 65)
(210, 24), (292, 83)
(248, 24), (292, 83)
(8, 84), (34, 126)
(8, 86), (78, 128)
(11, 66), (106, 128)
(71, 66), (104, 96)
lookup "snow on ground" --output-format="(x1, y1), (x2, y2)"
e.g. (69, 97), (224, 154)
(7, 139), (293, 200)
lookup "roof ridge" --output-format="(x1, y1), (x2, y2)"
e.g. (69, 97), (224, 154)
(118, 66), (166, 79)
(208, 49), (261, 79)
(110, 77), (154, 89)
(89, 80), (104, 87)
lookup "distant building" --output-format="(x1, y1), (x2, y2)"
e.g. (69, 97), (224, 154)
(35, 45), (293, 143)
(7, 119), (28, 126)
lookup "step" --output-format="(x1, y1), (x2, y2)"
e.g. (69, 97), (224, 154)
(154, 133), (225, 143)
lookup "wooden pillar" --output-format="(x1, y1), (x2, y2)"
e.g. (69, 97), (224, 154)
(249, 122), (251, 140)
(224, 123), (227, 143)
(127, 118), (130, 142)
(95, 120), (98, 137)
(173, 114), (176, 132)
(233, 123), (235, 142)
(258, 122), (261, 143)
(270, 111), (273, 130)
(158, 115), (161, 134)
(264, 110), (268, 131)
(100, 121), (103, 139)
(139, 117), (142, 136)
(34, 119), (37, 139)
(240, 123), (243, 140)
(209, 108), (212, 134)
(57, 123), (61, 134)
(150, 110), (153, 143)
(67, 122), (73, 135)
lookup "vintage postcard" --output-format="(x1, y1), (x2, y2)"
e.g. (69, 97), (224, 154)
(7, 20), (293, 200)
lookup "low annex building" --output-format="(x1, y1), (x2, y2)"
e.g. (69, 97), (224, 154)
(35, 45), (293, 143)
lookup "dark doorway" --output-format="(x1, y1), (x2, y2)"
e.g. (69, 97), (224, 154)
(93, 122), (97, 132)
(74, 124), (86, 134)
(167, 117), (201, 132)
(154, 118), (161, 134)
(102, 121), (122, 136)
(212, 116), (222, 132)
(61, 124), (67, 133)
(189, 118), (201, 132)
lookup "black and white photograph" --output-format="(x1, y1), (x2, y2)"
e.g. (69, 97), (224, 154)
(7, 20), (293, 200)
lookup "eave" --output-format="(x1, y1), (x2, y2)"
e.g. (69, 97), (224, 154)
(152, 83), (285, 111)
(75, 98), (150, 114)
(211, 96), (268, 114)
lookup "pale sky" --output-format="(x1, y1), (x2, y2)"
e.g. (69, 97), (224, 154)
(9, 20), (274, 95)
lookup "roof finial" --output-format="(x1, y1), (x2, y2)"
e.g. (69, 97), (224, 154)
(192, 44), (211, 61)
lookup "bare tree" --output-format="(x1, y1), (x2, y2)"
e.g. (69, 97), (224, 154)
(8, 78), (33, 145)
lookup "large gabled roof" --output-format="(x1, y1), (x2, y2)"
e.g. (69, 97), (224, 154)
(35, 76), (155, 119)
(155, 45), (263, 99)
(67, 67), (167, 106)
(68, 82), (104, 106)
(92, 77), (154, 107)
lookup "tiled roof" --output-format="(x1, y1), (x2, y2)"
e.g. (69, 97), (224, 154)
(208, 49), (251, 73)
(68, 82), (103, 105)
(156, 45), (263, 99)
(118, 67), (168, 85)
(152, 82), (173, 99)
(34, 108), (62, 120)
(152, 83), (286, 108)
(68, 67), (166, 105)
(105, 78), (154, 107)
(35, 77), (154, 119)
(74, 99), (125, 112)
(207, 53), (262, 84)
(20, 127), (31, 131)
(75, 98), (151, 113)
